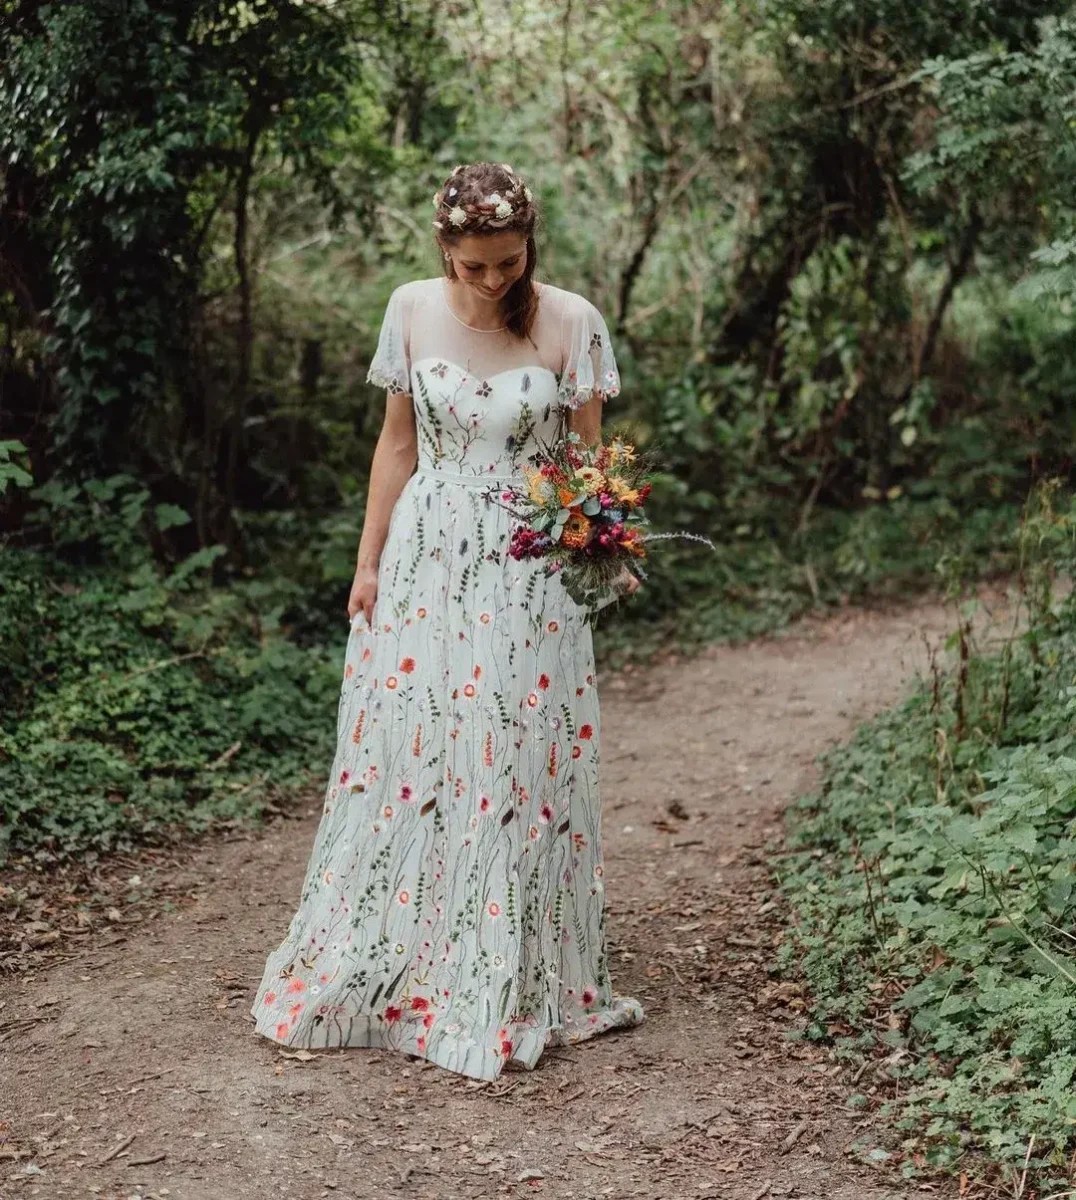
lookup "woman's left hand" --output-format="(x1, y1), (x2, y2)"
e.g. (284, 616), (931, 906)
(614, 566), (642, 597)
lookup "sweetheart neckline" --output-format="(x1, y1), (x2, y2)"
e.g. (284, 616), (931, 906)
(411, 357), (559, 387)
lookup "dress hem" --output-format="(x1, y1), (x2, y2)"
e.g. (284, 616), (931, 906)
(249, 996), (644, 1083)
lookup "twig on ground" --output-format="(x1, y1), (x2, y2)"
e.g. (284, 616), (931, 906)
(97, 1133), (136, 1165)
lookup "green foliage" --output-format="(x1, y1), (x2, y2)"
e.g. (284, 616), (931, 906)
(0, 476), (340, 862)
(779, 482), (1076, 1187)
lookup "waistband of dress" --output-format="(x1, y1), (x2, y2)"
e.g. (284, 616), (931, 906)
(412, 465), (522, 490)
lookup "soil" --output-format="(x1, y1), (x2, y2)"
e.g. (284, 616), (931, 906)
(1, 588), (1006, 1200)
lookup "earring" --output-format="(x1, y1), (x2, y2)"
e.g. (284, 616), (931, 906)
(443, 252), (451, 261)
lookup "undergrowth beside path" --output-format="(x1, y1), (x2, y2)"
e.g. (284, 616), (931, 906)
(779, 483), (1076, 1194)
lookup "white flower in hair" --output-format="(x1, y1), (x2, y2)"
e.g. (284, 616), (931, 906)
(523, 186), (533, 202)
(494, 199), (513, 219)
(447, 205), (468, 227)
(485, 192), (502, 205)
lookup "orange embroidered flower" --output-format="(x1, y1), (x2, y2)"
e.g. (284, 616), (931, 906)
(344, 662), (354, 679)
(386, 675), (399, 690)
(479, 611), (491, 624)
(276, 1022), (290, 1039)
(351, 710), (366, 744)
(417, 606), (428, 618)
(473, 664), (482, 680)
(362, 647), (372, 662)
(463, 682), (476, 698)
(400, 656), (416, 674)
(286, 977), (306, 995)
(548, 744), (559, 777)
(547, 620), (559, 633)
(483, 732), (494, 767)
(412, 724), (423, 756)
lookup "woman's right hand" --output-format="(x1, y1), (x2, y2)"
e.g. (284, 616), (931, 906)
(348, 564), (379, 626)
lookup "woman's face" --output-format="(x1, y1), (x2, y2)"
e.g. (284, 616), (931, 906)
(444, 232), (529, 300)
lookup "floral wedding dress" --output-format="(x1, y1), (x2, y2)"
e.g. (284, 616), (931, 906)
(250, 276), (643, 1081)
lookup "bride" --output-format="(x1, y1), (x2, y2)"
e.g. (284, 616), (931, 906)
(250, 160), (644, 1081)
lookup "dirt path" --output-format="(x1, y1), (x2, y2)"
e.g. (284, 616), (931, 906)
(2, 591), (997, 1200)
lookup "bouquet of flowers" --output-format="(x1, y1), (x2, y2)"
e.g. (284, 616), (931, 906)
(505, 431), (655, 608)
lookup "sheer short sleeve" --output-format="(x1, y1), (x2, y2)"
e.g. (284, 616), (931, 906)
(366, 284), (414, 397)
(558, 294), (621, 410)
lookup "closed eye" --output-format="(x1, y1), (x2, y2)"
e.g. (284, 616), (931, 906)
(463, 258), (521, 270)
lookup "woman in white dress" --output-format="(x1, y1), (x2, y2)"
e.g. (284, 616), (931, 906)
(250, 161), (644, 1081)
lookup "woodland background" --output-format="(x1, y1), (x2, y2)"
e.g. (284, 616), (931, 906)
(4, 0), (1076, 1189)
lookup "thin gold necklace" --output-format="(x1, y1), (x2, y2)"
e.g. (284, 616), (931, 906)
(441, 278), (507, 333)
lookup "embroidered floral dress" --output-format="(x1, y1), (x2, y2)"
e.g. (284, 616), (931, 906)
(250, 276), (643, 1081)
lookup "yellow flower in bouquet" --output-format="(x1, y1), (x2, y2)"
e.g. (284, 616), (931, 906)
(574, 466), (606, 496)
(525, 468), (553, 506)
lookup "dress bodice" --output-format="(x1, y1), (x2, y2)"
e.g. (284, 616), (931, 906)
(411, 358), (562, 479)
(365, 277), (622, 481)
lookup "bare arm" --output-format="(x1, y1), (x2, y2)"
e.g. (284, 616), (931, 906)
(348, 392), (418, 622)
(567, 392), (603, 448)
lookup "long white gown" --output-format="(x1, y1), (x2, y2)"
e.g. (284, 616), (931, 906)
(250, 276), (643, 1081)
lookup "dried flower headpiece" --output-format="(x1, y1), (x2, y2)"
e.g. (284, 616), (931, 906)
(431, 163), (535, 234)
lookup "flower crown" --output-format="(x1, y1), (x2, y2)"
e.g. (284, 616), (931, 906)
(431, 162), (534, 233)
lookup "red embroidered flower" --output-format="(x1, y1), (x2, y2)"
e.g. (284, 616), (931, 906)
(399, 656), (416, 674)
(578, 724), (594, 740)
(383, 1004), (403, 1024)
(538, 673), (550, 690)
(410, 996), (430, 1012)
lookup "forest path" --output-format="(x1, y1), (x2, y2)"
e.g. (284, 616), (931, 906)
(2, 589), (1003, 1200)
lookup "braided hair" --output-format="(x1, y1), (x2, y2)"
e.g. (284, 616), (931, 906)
(432, 161), (539, 341)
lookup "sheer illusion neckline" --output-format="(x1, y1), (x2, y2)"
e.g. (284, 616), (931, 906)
(440, 278), (508, 332)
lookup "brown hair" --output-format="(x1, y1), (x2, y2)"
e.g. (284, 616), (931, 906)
(433, 161), (539, 341)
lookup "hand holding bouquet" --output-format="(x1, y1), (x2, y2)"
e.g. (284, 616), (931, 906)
(506, 431), (654, 608)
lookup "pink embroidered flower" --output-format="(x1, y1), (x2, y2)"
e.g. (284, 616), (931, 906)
(539, 803), (554, 824)
(488, 902), (501, 918)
